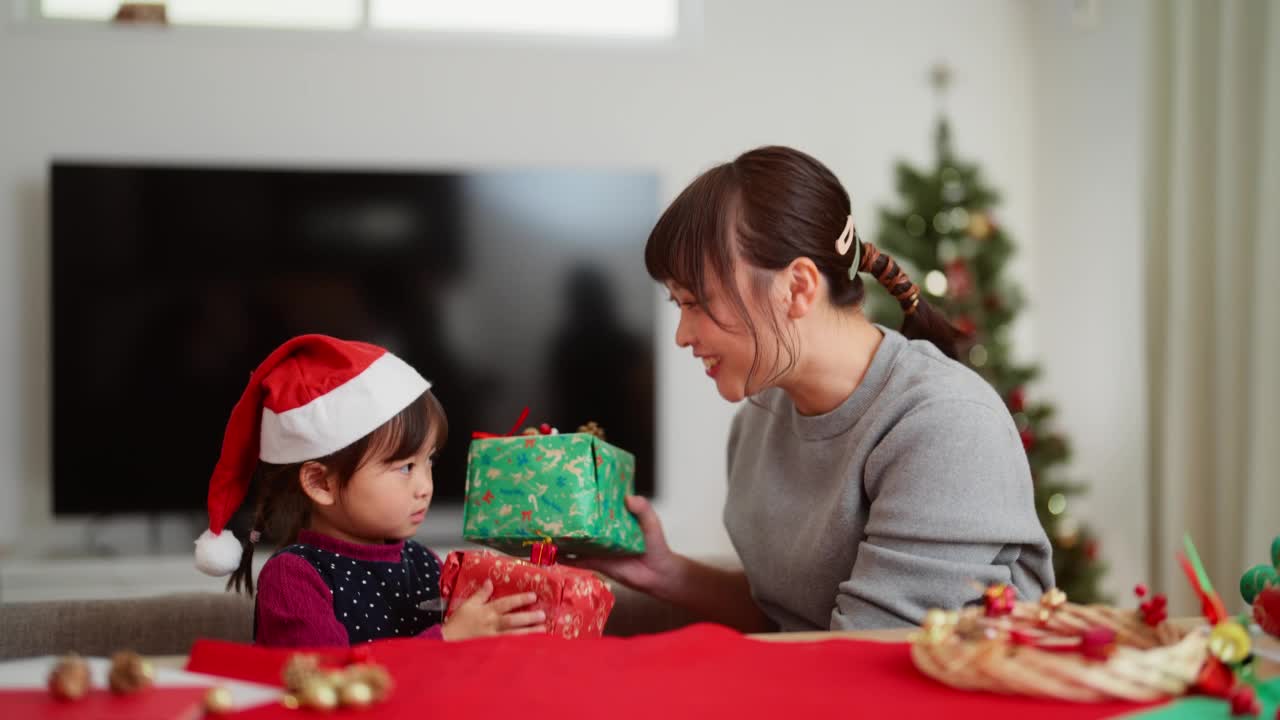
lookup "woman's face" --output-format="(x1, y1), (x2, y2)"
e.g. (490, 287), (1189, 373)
(666, 259), (785, 403)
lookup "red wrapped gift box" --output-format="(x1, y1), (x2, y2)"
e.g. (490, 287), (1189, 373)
(439, 550), (614, 638)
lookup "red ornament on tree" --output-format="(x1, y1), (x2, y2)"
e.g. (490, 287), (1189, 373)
(1020, 428), (1036, 451)
(944, 259), (973, 299)
(953, 315), (977, 337)
(1085, 539), (1100, 562)
(1008, 386), (1026, 413)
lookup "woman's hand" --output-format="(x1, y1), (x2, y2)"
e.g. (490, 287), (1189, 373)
(572, 496), (682, 595)
(575, 495), (772, 632)
(441, 581), (546, 641)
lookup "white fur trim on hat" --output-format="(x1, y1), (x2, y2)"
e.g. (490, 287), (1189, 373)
(259, 352), (430, 463)
(195, 528), (244, 577)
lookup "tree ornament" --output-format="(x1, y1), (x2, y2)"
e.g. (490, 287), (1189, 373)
(944, 259), (973, 299)
(1008, 386), (1026, 413)
(968, 212), (993, 240)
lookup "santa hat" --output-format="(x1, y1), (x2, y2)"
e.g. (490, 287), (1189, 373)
(195, 334), (430, 576)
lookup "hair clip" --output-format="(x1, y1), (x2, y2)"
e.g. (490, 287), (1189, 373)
(835, 215), (863, 278)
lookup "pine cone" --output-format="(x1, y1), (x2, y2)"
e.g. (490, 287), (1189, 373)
(345, 663), (393, 702)
(47, 654), (90, 701)
(107, 651), (154, 694)
(281, 653), (321, 692)
(577, 421), (606, 439)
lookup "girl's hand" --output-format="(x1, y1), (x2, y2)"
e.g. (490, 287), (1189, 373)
(571, 495), (682, 595)
(441, 581), (546, 641)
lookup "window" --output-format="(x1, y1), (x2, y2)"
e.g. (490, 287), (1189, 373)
(370, 0), (677, 39)
(38, 0), (681, 39)
(42, 0), (362, 28)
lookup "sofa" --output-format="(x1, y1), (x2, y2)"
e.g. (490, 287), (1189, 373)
(0, 583), (700, 659)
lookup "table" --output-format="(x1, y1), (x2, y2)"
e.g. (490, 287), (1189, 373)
(754, 623), (1280, 681)
(152, 620), (1280, 679)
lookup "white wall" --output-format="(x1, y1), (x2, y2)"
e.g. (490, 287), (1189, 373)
(1029, 0), (1152, 600)
(0, 1), (1038, 566)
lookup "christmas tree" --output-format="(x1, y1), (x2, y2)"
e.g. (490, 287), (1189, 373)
(866, 68), (1106, 602)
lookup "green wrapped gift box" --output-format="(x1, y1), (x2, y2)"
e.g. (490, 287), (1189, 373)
(462, 432), (645, 556)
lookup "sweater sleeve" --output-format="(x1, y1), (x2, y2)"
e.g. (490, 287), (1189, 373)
(255, 553), (350, 647)
(831, 399), (1054, 630)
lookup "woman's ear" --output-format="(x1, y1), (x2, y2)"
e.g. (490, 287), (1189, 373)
(299, 461), (338, 507)
(781, 257), (821, 319)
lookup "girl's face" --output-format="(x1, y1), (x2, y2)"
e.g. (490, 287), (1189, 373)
(333, 431), (437, 543)
(666, 260), (785, 403)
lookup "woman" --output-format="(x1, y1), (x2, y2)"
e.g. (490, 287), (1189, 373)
(583, 146), (1053, 631)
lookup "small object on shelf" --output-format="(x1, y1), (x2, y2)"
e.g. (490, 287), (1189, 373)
(112, 2), (167, 24)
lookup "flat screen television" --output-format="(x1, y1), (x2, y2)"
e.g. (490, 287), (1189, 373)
(51, 162), (658, 520)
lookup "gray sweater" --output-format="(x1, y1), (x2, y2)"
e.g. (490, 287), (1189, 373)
(724, 327), (1054, 631)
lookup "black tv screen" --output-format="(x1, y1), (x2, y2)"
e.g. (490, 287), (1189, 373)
(51, 162), (658, 517)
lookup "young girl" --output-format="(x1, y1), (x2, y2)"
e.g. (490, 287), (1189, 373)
(194, 334), (546, 646)
(582, 146), (1054, 632)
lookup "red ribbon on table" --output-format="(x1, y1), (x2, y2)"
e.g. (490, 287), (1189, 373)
(471, 407), (530, 439)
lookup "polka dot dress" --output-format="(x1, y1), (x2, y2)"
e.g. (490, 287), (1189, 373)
(278, 539), (443, 643)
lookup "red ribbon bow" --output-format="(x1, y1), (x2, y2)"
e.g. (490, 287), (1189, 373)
(471, 407), (531, 439)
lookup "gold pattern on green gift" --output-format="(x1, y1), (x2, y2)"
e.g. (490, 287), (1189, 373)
(463, 432), (645, 555)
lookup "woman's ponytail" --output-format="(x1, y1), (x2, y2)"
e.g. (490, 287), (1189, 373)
(858, 241), (960, 360)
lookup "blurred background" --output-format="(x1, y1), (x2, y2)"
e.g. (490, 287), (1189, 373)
(0, 0), (1275, 618)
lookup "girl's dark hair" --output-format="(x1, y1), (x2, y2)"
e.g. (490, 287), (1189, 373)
(644, 145), (958, 388)
(227, 389), (448, 596)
